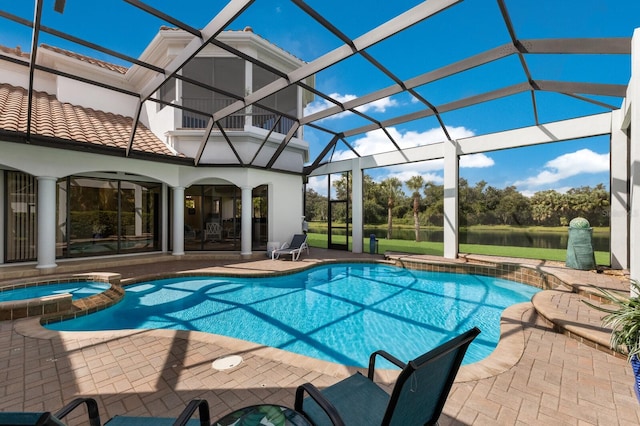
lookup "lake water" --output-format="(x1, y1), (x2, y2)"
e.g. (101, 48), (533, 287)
(312, 227), (609, 252)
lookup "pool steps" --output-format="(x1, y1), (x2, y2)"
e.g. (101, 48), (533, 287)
(386, 253), (628, 360)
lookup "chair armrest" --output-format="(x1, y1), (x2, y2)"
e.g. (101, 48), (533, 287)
(173, 399), (210, 426)
(295, 383), (345, 426)
(54, 398), (101, 426)
(367, 350), (406, 380)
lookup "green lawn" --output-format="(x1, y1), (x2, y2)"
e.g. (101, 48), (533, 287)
(305, 233), (610, 266)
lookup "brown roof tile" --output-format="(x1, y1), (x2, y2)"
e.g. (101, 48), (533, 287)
(0, 45), (30, 59)
(40, 44), (129, 75)
(0, 83), (179, 157)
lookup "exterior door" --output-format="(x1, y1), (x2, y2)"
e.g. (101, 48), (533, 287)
(328, 199), (349, 250)
(327, 173), (350, 251)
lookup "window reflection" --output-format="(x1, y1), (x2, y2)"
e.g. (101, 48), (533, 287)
(57, 177), (160, 257)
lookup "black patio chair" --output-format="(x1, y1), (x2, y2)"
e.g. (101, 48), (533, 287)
(0, 398), (210, 426)
(105, 398), (210, 425)
(294, 327), (481, 426)
(0, 397), (101, 426)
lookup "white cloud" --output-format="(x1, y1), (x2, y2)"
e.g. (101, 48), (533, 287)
(460, 153), (494, 168)
(308, 125), (496, 193)
(383, 160), (444, 184)
(371, 153), (493, 185)
(331, 125), (475, 161)
(303, 93), (399, 119)
(362, 97), (398, 113)
(513, 149), (609, 189)
(389, 170), (444, 185)
(306, 175), (328, 195)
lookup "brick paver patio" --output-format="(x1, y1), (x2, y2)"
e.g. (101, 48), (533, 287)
(1, 250), (639, 425)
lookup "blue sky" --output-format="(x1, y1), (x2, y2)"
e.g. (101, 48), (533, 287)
(1, 0), (638, 197)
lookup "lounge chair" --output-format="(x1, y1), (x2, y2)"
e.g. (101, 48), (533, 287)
(0, 398), (210, 426)
(271, 234), (309, 261)
(294, 327), (480, 426)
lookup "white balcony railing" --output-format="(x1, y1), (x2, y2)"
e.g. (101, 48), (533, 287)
(182, 97), (296, 135)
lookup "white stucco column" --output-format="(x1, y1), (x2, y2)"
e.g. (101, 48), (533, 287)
(610, 109), (629, 270)
(241, 186), (253, 256)
(36, 176), (57, 269)
(351, 158), (363, 253)
(443, 139), (459, 259)
(629, 28), (640, 286)
(172, 186), (185, 256)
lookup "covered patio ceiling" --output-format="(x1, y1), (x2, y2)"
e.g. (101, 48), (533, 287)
(0, 0), (636, 173)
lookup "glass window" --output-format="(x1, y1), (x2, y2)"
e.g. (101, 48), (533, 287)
(57, 177), (161, 258)
(182, 58), (245, 129)
(253, 65), (297, 134)
(5, 171), (37, 262)
(67, 178), (119, 256)
(183, 184), (248, 251)
(252, 185), (268, 250)
(119, 182), (161, 253)
(158, 77), (176, 110)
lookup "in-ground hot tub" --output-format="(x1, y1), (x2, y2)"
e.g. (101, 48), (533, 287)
(0, 274), (122, 321)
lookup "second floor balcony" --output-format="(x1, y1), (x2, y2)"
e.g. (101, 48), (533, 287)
(181, 97), (296, 136)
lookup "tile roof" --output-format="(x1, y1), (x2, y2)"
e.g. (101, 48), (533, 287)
(0, 83), (179, 157)
(0, 45), (30, 59)
(40, 44), (129, 75)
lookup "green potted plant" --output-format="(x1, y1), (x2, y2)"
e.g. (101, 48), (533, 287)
(584, 279), (640, 401)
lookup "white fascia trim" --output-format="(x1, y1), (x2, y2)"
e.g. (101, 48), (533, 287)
(166, 128), (310, 153)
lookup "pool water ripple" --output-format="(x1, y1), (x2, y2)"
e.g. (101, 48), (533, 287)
(46, 263), (539, 367)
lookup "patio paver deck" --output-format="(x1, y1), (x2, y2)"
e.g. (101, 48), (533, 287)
(1, 250), (639, 425)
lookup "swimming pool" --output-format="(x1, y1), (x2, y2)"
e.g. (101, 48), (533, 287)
(46, 263), (539, 367)
(0, 282), (110, 302)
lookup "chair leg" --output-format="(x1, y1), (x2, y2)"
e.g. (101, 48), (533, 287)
(54, 398), (101, 426)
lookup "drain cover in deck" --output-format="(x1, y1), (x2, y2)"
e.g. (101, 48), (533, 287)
(212, 355), (243, 370)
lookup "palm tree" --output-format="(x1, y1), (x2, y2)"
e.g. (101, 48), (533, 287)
(380, 177), (403, 239)
(405, 175), (424, 242)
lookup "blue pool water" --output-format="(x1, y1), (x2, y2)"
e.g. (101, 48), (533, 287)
(46, 263), (539, 367)
(0, 282), (110, 302)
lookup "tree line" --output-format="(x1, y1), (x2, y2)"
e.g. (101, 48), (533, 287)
(305, 174), (610, 240)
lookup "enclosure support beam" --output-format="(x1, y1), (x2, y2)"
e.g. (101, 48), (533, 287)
(443, 139), (459, 259)
(629, 28), (640, 290)
(610, 109), (629, 270)
(351, 158), (363, 254)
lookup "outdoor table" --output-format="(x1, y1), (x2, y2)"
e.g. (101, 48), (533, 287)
(214, 403), (311, 426)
